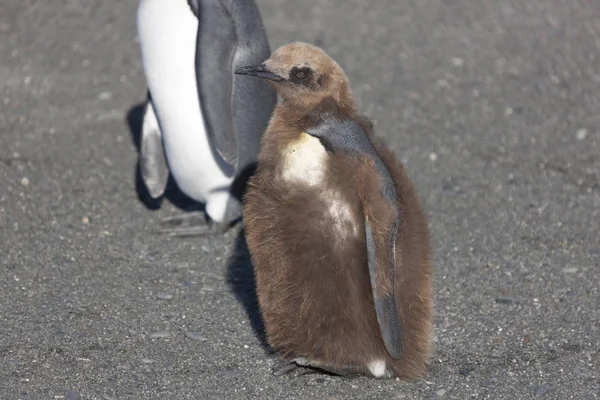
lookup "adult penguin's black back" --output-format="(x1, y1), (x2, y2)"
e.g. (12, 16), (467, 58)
(189, 0), (276, 185)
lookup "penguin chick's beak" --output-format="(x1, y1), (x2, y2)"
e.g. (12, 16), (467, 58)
(235, 64), (283, 82)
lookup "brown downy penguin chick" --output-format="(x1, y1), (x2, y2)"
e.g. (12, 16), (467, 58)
(235, 42), (433, 378)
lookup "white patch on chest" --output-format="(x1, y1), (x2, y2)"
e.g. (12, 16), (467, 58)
(280, 132), (359, 238)
(281, 132), (327, 186)
(322, 190), (359, 237)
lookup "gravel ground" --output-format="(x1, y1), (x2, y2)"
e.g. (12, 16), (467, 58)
(0, 0), (599, 399)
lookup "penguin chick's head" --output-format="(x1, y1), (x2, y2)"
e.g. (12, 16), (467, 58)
(235, 42), (354, 111)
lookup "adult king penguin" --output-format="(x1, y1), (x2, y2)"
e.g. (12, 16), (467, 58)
(136, 0), (276, 235)
(238, 43), (433, 378)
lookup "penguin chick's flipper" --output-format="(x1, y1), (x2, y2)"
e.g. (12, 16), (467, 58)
(140, 95), (169, 199)
(154, 211), (231, 237)
(191, 0), (239, 170)
(306, 118), (403, 359)
(365, 219), (402, 359)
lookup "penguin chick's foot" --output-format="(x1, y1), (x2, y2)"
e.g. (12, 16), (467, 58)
(273, 358), (364, 379)
(154, 211), (230, 237)
(272, 360), (319, 377)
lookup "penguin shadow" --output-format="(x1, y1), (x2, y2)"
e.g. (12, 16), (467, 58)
(127, 102), (269, 348)
(125, 102), (203, 212)
(226, 211), (270, 351)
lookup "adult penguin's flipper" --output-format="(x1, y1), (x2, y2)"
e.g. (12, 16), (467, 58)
(189, 0), (238, 171)
(140, 95), (169, 199)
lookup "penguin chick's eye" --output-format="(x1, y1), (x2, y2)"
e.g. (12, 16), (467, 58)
(289, 66), (312, 85)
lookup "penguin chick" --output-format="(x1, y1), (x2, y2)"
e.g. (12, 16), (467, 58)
(236, 42), (433, 378)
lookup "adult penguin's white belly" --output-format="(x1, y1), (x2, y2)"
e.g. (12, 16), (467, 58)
(137, 0), (234, 221)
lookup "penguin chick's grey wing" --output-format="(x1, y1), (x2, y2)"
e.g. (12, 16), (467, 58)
(140, 95), (169, 199)
(190, 0), (239, 170)
(306, 119), (403, 359)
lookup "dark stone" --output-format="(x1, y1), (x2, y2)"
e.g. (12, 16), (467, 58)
(495, 297), (517, 305)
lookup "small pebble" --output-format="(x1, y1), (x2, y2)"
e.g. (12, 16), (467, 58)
(150, 331), (172, 339)
(451, 57), (464, 66)
(534, 386), (553, 397)
(576, 129), (588, 140)
(20, 177), (30, 186)
(562, 313), (574, 323)
(223, 369), (241, 376)
(65, 391), (81, 400)
(98, 92), (112, 100)
(562, 267), (578, 273)
(184, 331), (207, 342)
(436, 388), (447, 397)
(428, 152), (438, 161)
(495, 297), (516, 305)
(81, 216), (90, 225)
(505, 107), (513, 116)
(156, 292), (174, 301)
(141, 358), (153, 364)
